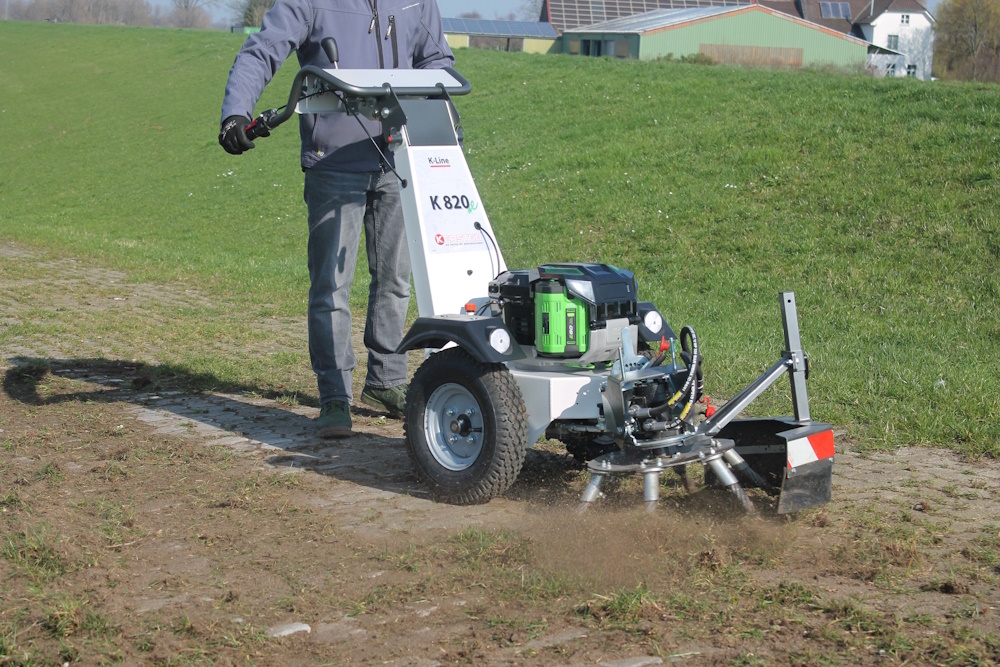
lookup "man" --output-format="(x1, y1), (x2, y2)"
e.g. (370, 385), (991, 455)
(219, 0), (455, 438)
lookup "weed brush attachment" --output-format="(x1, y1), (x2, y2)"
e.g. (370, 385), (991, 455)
(577, 438), (759, 514)
(577, 292), (833, 515)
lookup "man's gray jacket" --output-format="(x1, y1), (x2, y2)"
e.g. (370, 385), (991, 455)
(221, 0), (454, 172)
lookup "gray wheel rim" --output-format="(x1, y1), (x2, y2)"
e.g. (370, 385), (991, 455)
(424, 382), (485, 471)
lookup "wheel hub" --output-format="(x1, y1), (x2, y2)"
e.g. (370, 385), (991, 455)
(450, 414), (474, 437)
(424, 383), (485, 471)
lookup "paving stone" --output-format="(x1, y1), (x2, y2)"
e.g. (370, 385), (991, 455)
(268, 622), (311, 638)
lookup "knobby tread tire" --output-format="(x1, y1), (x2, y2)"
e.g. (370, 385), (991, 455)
(404, 348), (528, 505)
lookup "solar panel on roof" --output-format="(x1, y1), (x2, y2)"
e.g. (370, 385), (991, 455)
(565, 5), (748, 33)
(819, 1), (851, 18)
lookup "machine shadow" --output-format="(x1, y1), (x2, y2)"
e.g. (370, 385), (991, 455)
(1, 356), (587, 506)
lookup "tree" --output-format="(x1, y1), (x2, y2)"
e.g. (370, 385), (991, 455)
(240, 0), (271, 27)
(8, 0), (156, 25)
(459, 10), (481, 18)
(518, 0), (544, 21)
(934, 0), (1000, 81)
(171, 0), (213, 27)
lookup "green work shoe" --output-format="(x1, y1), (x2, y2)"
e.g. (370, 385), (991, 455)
(316, 400), (352, 439)
(360, 384), (408, 419)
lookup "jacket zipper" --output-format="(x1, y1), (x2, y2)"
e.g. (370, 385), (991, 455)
(368, 0), (384, 68)
(386, 15), (398, 68)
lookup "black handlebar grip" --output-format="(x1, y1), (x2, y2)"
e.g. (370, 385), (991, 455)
(245, 109), (277, 141)
(245, 118), (265, 140)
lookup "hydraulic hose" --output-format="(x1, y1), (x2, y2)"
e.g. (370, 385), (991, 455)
(647, 325), (699, 417)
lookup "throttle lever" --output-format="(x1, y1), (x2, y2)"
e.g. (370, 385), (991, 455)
(245, 108), (278, 140)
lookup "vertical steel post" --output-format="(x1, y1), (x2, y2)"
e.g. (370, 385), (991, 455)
(780, 292), (811, 423)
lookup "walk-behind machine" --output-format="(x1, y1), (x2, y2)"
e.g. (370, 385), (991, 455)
(246, 40), (834, 513)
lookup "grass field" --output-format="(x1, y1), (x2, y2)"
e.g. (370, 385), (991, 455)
(1, 21), (998, 456)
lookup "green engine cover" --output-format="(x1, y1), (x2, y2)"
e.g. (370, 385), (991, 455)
(534, 280), (589, 357)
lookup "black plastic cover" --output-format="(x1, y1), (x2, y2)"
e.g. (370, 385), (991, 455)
(396, 315), (525, 363)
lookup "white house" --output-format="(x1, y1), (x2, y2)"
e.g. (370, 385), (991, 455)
(854, 0), (935, 79)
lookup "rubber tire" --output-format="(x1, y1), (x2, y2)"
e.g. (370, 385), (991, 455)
(404, 348), (528, 504)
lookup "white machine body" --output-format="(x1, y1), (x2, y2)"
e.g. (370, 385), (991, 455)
(298, 69), (507, 318)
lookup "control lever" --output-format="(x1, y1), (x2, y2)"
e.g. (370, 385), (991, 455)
(321, 37), (339, 68)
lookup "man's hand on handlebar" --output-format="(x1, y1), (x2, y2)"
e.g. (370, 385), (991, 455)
(219, 115), (268, 155)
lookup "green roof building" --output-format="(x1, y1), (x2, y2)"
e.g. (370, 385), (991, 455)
(561, 5), (875, 69)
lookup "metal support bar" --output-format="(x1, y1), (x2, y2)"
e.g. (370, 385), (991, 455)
(698, 357), (789, 436)
(780, 292), (811, 423)
(697, 291), (813, 437)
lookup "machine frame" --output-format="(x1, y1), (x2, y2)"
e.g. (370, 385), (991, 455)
(244, 55), (835, 512)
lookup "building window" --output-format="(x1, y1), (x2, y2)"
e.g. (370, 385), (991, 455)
(615, 40), (630, 58)
(901, 14), (910, 24)
(907, 64), (917, 77)
(568, 40), (580, 55)
(887, 34), (899, 50)
(886, 63), (896, 76)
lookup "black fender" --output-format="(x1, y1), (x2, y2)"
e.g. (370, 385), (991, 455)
(396, 315), (526, 364)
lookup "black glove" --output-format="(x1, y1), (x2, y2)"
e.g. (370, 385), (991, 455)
(219, 115), (262, 155)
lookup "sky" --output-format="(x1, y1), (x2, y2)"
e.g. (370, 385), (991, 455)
(437, 0), (528, 19)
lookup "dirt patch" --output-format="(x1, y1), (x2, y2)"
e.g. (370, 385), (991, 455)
(2, 244), (999, 665)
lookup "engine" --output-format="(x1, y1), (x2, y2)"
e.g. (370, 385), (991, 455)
(489, 263), (704, 457)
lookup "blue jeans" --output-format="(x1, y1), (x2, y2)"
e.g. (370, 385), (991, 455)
(304, 168), (411, 406)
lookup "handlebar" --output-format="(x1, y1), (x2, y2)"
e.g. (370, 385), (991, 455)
(244, 65), (471, 139)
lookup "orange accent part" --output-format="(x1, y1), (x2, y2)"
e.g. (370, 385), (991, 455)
(659, 336), (670, 353)
(464, 302), (477, 313)
(808, 430), (836, 460)
(704, 396), (716, 418)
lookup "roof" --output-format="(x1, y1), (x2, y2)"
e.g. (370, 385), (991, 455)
(793, 0), (874, 36)
(542, 0), (930, 34)
(564, 5), (748, 33)
(440, 18), (559, 39)
(565, 3), (878, 48)
(854, 0), (929, 23)
(542, 0), (749, 33)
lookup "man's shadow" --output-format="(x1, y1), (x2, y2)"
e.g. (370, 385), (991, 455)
(2, 356), (584, 504)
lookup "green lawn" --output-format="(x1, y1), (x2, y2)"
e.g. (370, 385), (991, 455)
(1, 21), (998, 456)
